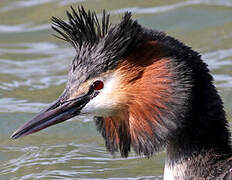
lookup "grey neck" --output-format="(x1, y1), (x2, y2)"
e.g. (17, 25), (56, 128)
(163, 144), (232, 180)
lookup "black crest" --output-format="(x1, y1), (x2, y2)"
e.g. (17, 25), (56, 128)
(51, 6), (110, 49)
(52, 6), (146, 78)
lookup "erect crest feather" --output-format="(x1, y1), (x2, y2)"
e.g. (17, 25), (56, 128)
(51, 6), (145, 54)
(51, 6), (110, 49)
(52, 6), (147, 86)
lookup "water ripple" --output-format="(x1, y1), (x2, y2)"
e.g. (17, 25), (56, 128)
(0, 42), (73, 90)
(58, 0), (85, 6)
(0, 24), (50, 33)
(0, 0), (84, 13)
(110, 0), (232, 15)
(0, 98), (47, 112)
(0, 144), (152, 179)
(0, 42), (69, 54)
(203, 48), (232, 67)
(202, 48), (232, 87)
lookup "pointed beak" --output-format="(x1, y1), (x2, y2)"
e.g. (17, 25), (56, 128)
(10, 93), (90, 139)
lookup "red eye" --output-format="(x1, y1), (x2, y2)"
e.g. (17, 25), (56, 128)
(92, 80), (104, 90)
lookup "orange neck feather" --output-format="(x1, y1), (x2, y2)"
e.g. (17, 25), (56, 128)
(99, 41), (175, 157)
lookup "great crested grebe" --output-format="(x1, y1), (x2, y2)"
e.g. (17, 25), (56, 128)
(11, 7), (232, 179)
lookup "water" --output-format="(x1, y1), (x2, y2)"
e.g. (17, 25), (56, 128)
(0, 0), (232, 179)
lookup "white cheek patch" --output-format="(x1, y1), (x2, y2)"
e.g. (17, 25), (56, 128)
(81, 74), (120, 117)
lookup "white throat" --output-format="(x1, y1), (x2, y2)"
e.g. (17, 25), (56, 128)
(164, 160), (187, 180)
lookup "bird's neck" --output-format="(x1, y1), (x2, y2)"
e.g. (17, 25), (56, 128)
(164, 148), (232, 180)
(164, 119), (232, 180)
(161, 56), (232, 179)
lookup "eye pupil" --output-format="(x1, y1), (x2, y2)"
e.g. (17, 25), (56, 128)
(93, 80), (104, 90)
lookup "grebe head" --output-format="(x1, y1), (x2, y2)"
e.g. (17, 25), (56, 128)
(11, 7), (230, 159)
